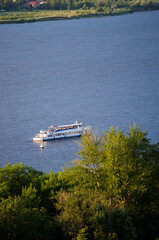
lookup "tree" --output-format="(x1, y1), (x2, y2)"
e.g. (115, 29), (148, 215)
(0, 195), (57, 240)
(0, 164), (60, 240)
(0, 163), (43, 199)
(62, 125), (159, 239)
(66, 0), (73, 10)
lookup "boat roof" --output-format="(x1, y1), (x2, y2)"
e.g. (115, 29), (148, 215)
(48, 122), (82, 129)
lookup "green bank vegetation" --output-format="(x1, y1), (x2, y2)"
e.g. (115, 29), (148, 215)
(0, 124), (159, 240)
(0, 0), (159, 23)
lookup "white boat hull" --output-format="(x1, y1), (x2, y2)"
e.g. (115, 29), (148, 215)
(33, 132), (82, 141)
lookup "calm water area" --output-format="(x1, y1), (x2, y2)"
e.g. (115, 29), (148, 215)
(0, 11), (159, 172)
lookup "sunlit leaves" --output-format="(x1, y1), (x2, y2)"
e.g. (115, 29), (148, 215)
(70, 125), (159, 216)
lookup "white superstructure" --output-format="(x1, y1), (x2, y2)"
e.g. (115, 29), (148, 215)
(33, 121), (91, 141)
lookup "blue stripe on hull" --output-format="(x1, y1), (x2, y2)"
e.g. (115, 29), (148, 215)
(43, 133), (81, 141)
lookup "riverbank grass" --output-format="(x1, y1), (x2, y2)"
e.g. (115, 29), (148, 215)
(0, 8), (132, 23)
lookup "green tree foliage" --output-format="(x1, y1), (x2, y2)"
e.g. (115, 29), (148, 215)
(0, 195), (57, 240)
(0, 163), (43, 199)
(56, 188), (136, 240)
(60, 124), (159, 239)
(68, 125), (159, 215)
(0, 163), (65, 240)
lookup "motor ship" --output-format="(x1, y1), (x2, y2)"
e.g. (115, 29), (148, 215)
(33, 121), (91, 141)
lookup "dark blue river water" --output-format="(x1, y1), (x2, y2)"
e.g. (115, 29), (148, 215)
(0, 11), (159, 172)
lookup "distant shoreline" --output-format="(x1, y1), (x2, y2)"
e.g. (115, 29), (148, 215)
(0, 8), (158, 24)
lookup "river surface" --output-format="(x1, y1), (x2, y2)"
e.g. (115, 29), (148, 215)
(0, 11), (159, 172)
